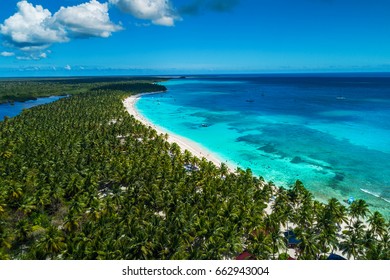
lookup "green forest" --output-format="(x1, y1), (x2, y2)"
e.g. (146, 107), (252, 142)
(0, 79), (389, 260)
(0, 77), (164, 103)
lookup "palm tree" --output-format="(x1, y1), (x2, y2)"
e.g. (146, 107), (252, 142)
(294, 198), (316, 229)
(36, 226), (66, 259)
(219, 163), (229, 178)
(349, 199), (370, 223)
(63, 212), (80, 233)
(269, 229), (286, 259)
(378, 232), (390, 259)
(340, 220), (366, 259)
(339, 231), (364, 260)
(364, 241), (387, 260)
(271, 187), (291, 228)
(15, 218), (32, 245)
(260, 182), (274, 202)
(349, 220), (367, 237)
(246, 230), (272, 260)
(326, 198), (348, 226)
(295, 227), (319, 259)
(316, 198), (346, 256)
(368, 211), (386, 238)
(314, 203), (340, 254)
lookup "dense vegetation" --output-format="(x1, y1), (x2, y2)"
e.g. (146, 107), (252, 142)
(0, 80), (388, 260)
(0, 77), (165, 103)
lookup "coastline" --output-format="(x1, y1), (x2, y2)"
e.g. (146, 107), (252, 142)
(122, 91), (370, 260)
(123, 92), (236, 171)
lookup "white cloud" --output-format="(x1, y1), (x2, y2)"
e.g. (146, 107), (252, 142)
(54, 0), (122, 38)
(1, 51), (15, 57)
(0, 1), (67, 49)
(65, 65), (72, 70)
(110, 0), (179, 26)
(0, 1), (122, 59)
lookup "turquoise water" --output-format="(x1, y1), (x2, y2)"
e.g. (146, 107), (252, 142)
(0, 96), (65, 120)
(137, 75), (390, 218)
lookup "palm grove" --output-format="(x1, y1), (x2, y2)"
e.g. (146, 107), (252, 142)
(0, 79), (389, 260)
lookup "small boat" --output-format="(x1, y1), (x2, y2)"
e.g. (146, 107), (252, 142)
(246, 99), (255, 103)
(336, 96), (346, 100)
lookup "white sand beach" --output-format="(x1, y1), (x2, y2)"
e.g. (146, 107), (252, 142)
(123, 92), (235, 170)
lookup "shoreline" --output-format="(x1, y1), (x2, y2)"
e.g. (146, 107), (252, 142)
(122, 91), (373, 260)
(123, 92), (236, 171)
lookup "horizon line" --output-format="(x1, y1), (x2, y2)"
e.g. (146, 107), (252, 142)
(1, 71), (390, 79)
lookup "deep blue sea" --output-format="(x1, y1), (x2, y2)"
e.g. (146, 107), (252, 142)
(0, 96), (64, 120)
(137, 75), (390, 218)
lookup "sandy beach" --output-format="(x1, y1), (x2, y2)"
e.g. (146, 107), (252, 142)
(123, 92), (235, 170)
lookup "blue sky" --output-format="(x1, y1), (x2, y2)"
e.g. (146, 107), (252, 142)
(0, 0), (389, 76)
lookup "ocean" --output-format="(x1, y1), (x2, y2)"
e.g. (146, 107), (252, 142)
(136, 74), (390, 218)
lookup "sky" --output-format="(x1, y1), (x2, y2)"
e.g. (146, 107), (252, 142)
(0, 0), (389, 76)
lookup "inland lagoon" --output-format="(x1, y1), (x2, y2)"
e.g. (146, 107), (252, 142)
(0, 96), (65, 121)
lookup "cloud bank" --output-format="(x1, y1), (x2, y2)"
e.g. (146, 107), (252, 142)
(109, 0), (179, 26)
(0, 0), (121, 59)
(0, 0), (241, 60)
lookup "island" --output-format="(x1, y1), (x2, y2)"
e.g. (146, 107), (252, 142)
(0, 77), (388, 260)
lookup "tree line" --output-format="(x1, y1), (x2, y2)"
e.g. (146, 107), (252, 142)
(0, 77), (165, 104)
